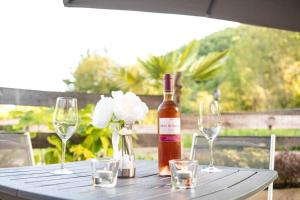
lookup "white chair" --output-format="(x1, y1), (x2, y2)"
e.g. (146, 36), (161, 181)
(190, 134), (276, 200)
(0, 132), (35, 167)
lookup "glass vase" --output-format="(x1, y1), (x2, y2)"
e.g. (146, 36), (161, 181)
(111, 123), (135, 178)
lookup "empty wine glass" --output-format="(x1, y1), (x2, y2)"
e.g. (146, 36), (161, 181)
(52, 97), (78, 174)
(198, 99), (222, 173)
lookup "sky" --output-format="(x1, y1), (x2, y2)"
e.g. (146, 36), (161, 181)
(0, 0), (238, 91)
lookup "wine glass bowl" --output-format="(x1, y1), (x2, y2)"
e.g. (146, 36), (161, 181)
(52, 97), (78, 174)
(198, 99), (222, 173)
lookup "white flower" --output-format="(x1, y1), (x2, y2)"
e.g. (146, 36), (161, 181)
(112, 90), (123, 99)
(92, 95), (114, 128)
(113, 91), (149, 124)
(92, 91), (149, 128)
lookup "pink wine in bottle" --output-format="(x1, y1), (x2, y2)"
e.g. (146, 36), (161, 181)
(158, 73), (181, 176)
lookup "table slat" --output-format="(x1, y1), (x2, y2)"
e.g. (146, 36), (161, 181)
(0, 160), (277, 200)
(203, 171), (277, 200)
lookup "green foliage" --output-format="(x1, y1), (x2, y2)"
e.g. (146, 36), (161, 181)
(109, 66), (148, 94)
(137, 40), (228, 112)
(138, 40), (227, 91)
(138, 40), (199, 80)
(5, 107), (53, 133)
(3, 105), (112, 164)
(76, 104), (112, 157)
(44, 104), (112, 163)
(280, 61), (300, 107)
(139, 51), (179, 81)
(65, 40), (228, 112)
(44, 135), (64, 164)
(63, 24), (300, 113)
(70, 144), (95, 161)
(198, 25), (300, 111)
(195, 147), (269, 168)
(64, 53), (121, 93)
(186, 50), (228, 82)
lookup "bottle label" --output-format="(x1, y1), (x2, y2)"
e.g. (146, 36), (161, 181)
(159, 118), (180, 142)
(159, 135), (181, 142)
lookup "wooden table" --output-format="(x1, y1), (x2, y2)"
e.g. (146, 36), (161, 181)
(0, 160), (277, 200)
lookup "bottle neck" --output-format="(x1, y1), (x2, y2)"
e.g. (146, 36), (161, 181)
(163, 92), (174, 101)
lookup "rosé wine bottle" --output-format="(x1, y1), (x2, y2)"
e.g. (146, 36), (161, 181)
(158, 73), (181, 176)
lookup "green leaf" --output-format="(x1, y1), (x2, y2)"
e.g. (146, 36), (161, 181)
(188, 50), (228, 81)
(100, 136), (110, 150)
(70, 144), (95, 161)
(82, 135), (94, 149)
(178, 40), (200, 71)
(44, 148), (60, 164)
(47, 135), (62, 151)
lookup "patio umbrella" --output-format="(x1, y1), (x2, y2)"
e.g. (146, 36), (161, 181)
(63, 0), (300, 32)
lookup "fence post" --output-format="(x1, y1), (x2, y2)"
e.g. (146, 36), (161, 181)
(174, 72), (182, 107)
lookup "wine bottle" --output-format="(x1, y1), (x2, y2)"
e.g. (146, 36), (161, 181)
(158, 73), (181, 176)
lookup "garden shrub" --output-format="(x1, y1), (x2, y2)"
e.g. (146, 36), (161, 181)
(274, 151), (300, 188)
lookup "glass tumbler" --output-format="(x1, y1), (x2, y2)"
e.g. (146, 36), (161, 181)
(90, 158), (119, 187)
(169, 159), (198, 189)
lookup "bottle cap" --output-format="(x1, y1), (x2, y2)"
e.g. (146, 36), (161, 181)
(164, 73), (174, 92)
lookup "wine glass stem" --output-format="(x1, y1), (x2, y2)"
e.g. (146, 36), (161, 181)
(61, 140), (67, 170)
(208, 140), (214, 168)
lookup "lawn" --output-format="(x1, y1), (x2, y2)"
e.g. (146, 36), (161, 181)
(182, 129), (300, 148)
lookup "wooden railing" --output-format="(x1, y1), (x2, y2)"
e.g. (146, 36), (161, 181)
(1, 87), (300, 129)
(26, 132), (300, 149)
(0, 87), (162, 109)
(0, 87), (300, 149)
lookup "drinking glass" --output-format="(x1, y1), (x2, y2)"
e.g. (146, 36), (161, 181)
(90, 158), (119, 187)
(198, 99), (221, 173)
(169, 159), (198, 189)
(52, 97), (78, 174)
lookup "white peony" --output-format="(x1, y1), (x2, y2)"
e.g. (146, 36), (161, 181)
(111, 90), (124, 100)
(92, 95), (114, 128)
(113, 91), (149, 124)
(92, 91), (148, 162)
(92, 91), (149, 127)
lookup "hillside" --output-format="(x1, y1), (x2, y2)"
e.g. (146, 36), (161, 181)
(196, 25), (300, 111)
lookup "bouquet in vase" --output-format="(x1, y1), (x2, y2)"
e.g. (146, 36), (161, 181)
(92, 91), (149, 177)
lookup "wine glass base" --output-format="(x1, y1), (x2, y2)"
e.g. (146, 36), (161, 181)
(51, 168), (73, 175)
(201, 166), (222, 173)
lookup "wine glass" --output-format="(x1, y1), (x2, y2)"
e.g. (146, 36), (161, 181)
(52, 97), (78, 174)
(198, 99), (221, 173)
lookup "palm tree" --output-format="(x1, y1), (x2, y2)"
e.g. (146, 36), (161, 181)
(109, 65), (148, 94)
(110, 39), (228, 109)
(138, 40), (228, 104)
(139, 40), (228, 87)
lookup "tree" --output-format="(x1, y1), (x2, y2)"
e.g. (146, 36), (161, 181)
(196, 25), (300, 111)
(65, 25), (300, 112)
(64, 53), (120, 93)
(109, 65), (150, 94)
(138, 40), (228, 112)
(139, 40), (227, 87)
